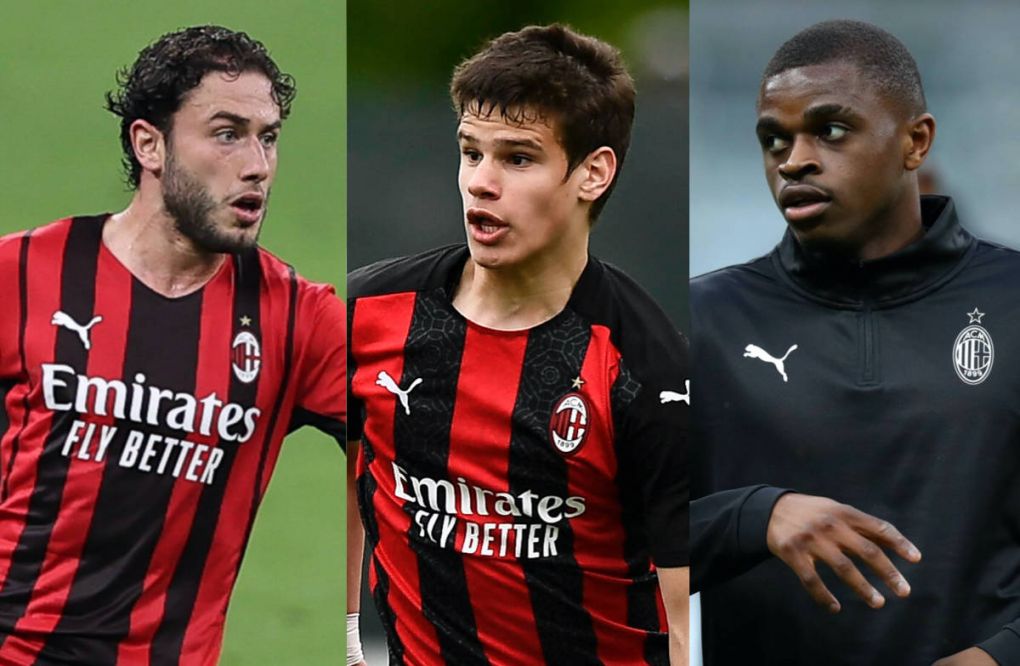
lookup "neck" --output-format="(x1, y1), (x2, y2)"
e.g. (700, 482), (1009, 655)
(103, 188), (226, 298)
(452, 238), (589, 331)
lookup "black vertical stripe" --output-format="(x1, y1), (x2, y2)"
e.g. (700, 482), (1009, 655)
(242, 266), (296, 542)
(1, 233), (34, 502)
(0, 217), (102, 648)
(393, 290), (489, 666)
(39, 248), (205, 665)
(371, 553), (405, 666)
(506, 312), (599, 664)
(150, 250), (265, 665)
(611, 369), (668, 665)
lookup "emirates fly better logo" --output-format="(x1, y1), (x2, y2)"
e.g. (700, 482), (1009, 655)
(953, 308), (993, 385)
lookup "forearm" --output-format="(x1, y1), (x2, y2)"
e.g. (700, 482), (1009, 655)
(690, 485), (789, 592)
(346, 441), (365, 612)
(658, 566), (690, 666)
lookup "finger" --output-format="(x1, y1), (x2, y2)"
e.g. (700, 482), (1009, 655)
(816, 545), (885, 609)
(785, 554), (842, 613)
(843, 532), (911, 598)
(842, 506), (922, 563)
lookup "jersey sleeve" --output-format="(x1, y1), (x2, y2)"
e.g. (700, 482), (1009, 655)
(289, 283), (346, 449)
(614, 333), (689, 568)
(346, 298), (363, 444)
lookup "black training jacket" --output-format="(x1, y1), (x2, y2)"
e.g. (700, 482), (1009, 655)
(691, 196), (1020, 665)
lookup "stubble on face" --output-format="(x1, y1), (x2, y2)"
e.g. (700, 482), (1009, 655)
(162, 144), (266, 254)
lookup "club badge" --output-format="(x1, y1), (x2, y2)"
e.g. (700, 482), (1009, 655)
(953, 308), (993, 385)
(232, 330), (261, 383)
(549, 392), (589, 455)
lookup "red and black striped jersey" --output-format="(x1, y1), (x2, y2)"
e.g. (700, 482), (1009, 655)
(348, 245), (688, 666)
(0, 215), (345, 666)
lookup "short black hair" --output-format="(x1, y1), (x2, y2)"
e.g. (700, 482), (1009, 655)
(450, 24), (635, 221)
(106, 25), (296, 188)
(762, 20), (926, 115)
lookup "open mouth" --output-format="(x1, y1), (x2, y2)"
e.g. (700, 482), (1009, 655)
(229, 193), (265, 224)
(467, 208), (507, 232)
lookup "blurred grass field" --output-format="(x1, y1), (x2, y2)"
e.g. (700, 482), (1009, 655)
(0, 1), (345, 663)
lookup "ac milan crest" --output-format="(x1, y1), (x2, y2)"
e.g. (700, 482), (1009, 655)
(549, 392), (589, 455)
(232, 330), (261, 383)
(953, 308), (993, 385)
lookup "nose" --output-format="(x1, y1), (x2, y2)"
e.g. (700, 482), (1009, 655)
(466, 158), (500, 200)
(778, 136), (820, 181)
(239, 137), (271, 184)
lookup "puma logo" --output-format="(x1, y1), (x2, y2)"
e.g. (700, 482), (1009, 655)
(744, 344), (798, 382)
(660, 380), (690, 405)
(51, 311), (103, 350)
(376, 370), (423, 416)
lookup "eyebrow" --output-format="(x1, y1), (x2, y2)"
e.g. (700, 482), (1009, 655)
(209, 111), (282, 132)
(457, 130), (543, 151)
(803, 103), (863, 123)
(756, 103), (864, 135)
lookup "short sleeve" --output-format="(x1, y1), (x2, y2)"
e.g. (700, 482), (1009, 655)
(289, 284), (346, 449)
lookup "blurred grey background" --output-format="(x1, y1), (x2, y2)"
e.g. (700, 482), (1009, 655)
(691, 0), (1020, 277)
(348, 1), (688, 660)
(689, 2), (1020, 664)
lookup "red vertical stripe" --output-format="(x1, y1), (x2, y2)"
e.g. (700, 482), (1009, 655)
(0, 223), (70, 590)
(351, 292), (444, 663)
(446, 324), (540, 666)
(566, 325), (646, 663)
(0, 227), (130, 663)
(175, 265), (286, 665)
(115, 261), (235, 665)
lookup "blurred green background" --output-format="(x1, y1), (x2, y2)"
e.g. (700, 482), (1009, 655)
(0, 1), (344, 663)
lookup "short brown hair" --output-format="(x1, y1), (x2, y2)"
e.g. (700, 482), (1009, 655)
(450, 24), (635, 221)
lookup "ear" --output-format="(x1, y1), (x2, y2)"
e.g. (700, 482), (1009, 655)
(903, 113), (935, 171)
(130, 119), (166, 177)
(577, 147), (618, 203)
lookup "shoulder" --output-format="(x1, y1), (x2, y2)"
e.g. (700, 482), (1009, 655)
(348, 244), (467, 301)
(690, 253), (776, 307)
(571, 256), (686, 381)
(0, 216), (86, 273)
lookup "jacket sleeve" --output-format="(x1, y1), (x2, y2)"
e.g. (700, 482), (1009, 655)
(976, 625), (1020, 665)
(691, 485), (789, 593)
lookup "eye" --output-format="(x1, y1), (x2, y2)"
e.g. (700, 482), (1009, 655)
(761, 134), (790, 154)
(508, 154), (533, 167)
(215, 128), (239, 143)
(820, 124), (849, 141)
(461, 148), (482, 164)
(259, 132), (279, 148)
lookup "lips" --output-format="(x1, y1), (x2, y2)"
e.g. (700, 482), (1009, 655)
(466, 207), (509, 245)
(229, 192), (265, 225)
(778, 185), (832, 223)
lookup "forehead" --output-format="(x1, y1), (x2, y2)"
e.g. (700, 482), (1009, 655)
(176, 70), (280, 125)
(457, 109), (560, 148)
(757, 62), (891, 119)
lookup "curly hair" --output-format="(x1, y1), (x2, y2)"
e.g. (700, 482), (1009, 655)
(450, 24), (635, 221)
(106, 25), (297, 188)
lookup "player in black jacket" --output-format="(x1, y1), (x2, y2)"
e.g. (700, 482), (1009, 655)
(692, 20), (1018, 666)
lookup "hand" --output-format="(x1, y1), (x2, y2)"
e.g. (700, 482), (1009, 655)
(766, 493), (921, 612)
(932, 646), (997, 666)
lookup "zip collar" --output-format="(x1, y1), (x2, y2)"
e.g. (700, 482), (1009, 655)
(772, 195), (976, 307)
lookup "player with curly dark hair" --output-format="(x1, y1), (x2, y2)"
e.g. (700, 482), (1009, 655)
(0, 25), (344, 665)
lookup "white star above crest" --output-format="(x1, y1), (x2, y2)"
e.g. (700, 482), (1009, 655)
(967, 308), (985, 324)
